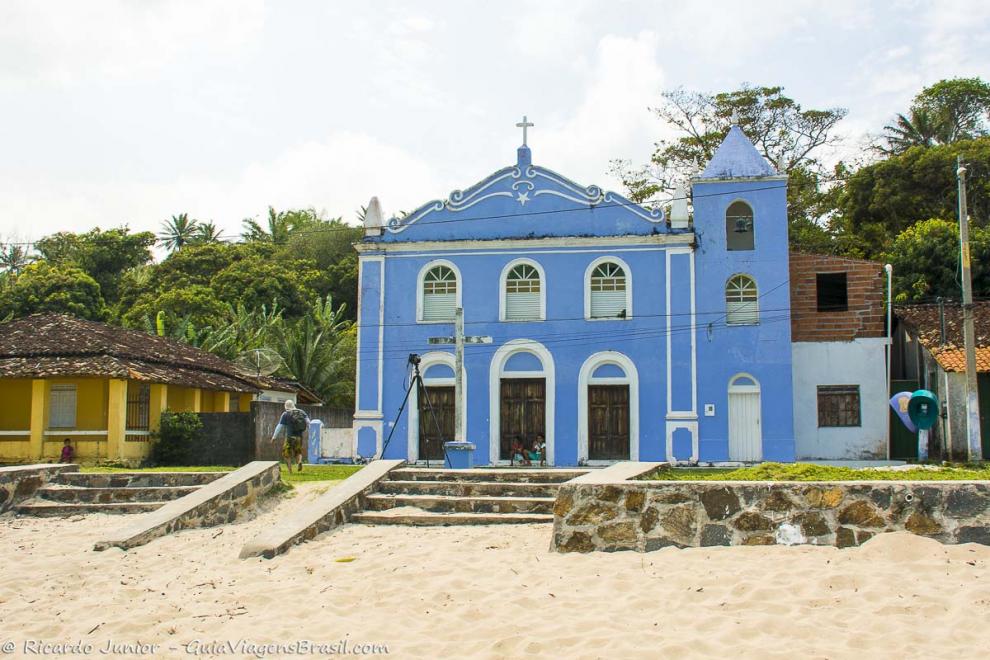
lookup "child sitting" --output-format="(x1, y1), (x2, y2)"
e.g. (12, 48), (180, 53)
(511, 438), (529, 465)
(59, 439), (74, 463)
(529, 436), (546, 466)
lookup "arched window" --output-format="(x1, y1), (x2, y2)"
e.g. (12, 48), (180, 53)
(725, 275), (759, 325)
(726, 201), (754, 251)
(589, 261), (629, 319)
(503, 262), (543, 321)
(421, 265), (458, 321)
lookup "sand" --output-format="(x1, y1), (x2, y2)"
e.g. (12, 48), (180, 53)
(2, 483), (990, 659)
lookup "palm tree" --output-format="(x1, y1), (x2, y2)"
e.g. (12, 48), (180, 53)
(273, 296), (351, 397)
(158, 213), (199, 252)
(881, 108), (947, 154)
(190, 221), (223, 244)
(0, 244), (31, 274)
(241, 207), (291, 245)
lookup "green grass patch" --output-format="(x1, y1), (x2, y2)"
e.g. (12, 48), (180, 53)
(280, 464), (363, 484)
(80, 465), (234, 473)
(646, 462), (990, 482)
(81, 463), (362, 484)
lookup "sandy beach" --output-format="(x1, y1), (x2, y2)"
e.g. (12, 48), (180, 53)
(2, 483), (989, 659)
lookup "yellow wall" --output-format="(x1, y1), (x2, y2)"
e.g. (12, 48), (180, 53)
(1, 377), (248, 465)
(0, 379), (32, 430)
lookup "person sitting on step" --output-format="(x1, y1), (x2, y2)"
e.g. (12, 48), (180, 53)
(529, 435), (546, 467)
(511, 437), (529, 466)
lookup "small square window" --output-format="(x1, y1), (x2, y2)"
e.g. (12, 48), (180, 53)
(817, 385), (861, 427)
(816, 273), (848, 312)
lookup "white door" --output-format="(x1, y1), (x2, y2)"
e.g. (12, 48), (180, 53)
(728, 377), (762, 462)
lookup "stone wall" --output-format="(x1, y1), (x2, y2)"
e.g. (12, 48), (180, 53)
(552, 480), (990, 552)
(0, 463), (78, 514)
(94, 461), (280, 551)
(196, 412), (254, 465)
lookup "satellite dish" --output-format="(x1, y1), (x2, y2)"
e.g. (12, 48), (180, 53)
(234, 348), (284, 378)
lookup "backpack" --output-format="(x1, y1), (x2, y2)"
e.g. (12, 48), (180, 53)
(286, 408), (308, 435)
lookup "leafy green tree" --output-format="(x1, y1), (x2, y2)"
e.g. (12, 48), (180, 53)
(277, 217), (361, 319)
(158, 213), (200, 252)
(210, 256), (323, 318)
(885, 218), (990, 302)
(122, 284), (228, 329)
(880, 77), (990, 153)
(610, 84), (846, 250)
(34, 227), (155, 306)
(832, 137), (990, 258)
(0, 262), (106, 320)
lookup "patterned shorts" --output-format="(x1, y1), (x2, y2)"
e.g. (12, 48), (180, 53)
(283, 435), (303, 456)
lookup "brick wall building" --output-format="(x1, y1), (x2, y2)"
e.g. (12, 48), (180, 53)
(788, 252), (889, 461)
(789, 252), (886, 342)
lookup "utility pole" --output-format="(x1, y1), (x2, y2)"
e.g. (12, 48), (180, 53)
(957, 156), (983, 462)
(454, 307), (465, 443)
(428, 307), (491, 443)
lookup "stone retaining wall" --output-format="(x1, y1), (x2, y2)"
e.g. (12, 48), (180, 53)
(94, 461), (280, 551)
(552, 480), (990, 553)
(0, 464), (78, 513)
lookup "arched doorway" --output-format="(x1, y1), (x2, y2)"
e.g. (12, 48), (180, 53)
(489, 340), (555, 465)
(578, 352), (639, 463)
(407, 352), (465, 463)
(728, 373), (762, 462)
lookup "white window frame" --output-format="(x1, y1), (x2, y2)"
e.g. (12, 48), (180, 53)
(48, 384), (77, 429)
(416, 259), (462, 323)
(584, 256), (633, 321)
(725, 274), (759, 326)
(499, 258), (546, 322)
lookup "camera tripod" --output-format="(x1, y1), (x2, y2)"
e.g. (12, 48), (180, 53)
(379, 353), (450, 468)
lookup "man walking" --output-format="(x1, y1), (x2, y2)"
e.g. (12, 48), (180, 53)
(272, 400), (309, 473)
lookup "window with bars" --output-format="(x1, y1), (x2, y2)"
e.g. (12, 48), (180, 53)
(726, 201), (754, 251)
(817, 385), (861, 427)
(422, 265), (458, 321)
(504, 263), (542, 321)
(725, 274), (759, 325)
(48, 384), (77, 429)
(126, 382), (151, 430)
(589, 262), (628, 319)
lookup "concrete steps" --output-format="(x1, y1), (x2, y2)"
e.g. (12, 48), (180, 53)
(351, 511), (554, 526)
(378, 480), (556, 498)
(352, 466), (587, 526)
(364, 493), (556, 514)
(389, 468), (586, 484)
(14, 501), (165, 516)
(33, 484), (199, 503)
(14, 470), (224, 517)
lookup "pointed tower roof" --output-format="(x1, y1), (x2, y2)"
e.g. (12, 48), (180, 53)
(698, 124), (778, 179)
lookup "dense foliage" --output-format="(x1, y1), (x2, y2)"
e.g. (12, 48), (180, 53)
(151, 411), (204, 465)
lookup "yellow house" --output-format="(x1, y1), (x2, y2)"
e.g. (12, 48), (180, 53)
(0, 313), (294, 464)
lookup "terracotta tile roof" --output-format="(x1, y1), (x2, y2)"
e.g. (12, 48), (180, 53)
(895, 302), (990, 373)
(0, 313), (293, 393)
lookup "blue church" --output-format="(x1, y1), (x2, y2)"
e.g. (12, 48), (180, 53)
(353, 120), (796, 466)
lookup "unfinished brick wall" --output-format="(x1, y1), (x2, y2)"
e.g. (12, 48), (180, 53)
(789, 252), (885, 341)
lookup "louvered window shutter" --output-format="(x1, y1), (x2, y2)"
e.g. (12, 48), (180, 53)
(504, 264), (542, 321)
(422, 265), (458, 321)
(49, 384), (77, 429)
(589, 263), (628, 318)
(725, 275), (759, 325)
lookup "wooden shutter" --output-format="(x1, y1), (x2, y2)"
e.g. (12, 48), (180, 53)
(423, 293), (456, 321)
(49, 384), (77, 429)
(506, 292), (540, 320)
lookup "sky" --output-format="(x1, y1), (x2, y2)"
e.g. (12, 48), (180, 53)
(1, 0), (988, 244)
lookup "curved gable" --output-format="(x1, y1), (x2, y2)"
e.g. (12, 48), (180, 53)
(374, 146), (670, 243)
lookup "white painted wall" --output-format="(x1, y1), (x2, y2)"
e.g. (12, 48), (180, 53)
(792, 339), (888, 460)
(321, 428), (354, 459)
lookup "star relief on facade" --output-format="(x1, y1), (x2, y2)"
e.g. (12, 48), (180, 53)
(384, 115), (665, 233)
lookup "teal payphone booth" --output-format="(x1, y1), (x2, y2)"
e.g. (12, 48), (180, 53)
(908, 390), (939, 459)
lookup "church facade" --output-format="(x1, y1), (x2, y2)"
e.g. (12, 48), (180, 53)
(353, 122), (796, 466)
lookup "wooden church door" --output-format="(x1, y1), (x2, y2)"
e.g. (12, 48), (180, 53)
(419, 386), (455, 461)
(499, 378), (545, 460)
(588, 384), (630, 460)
